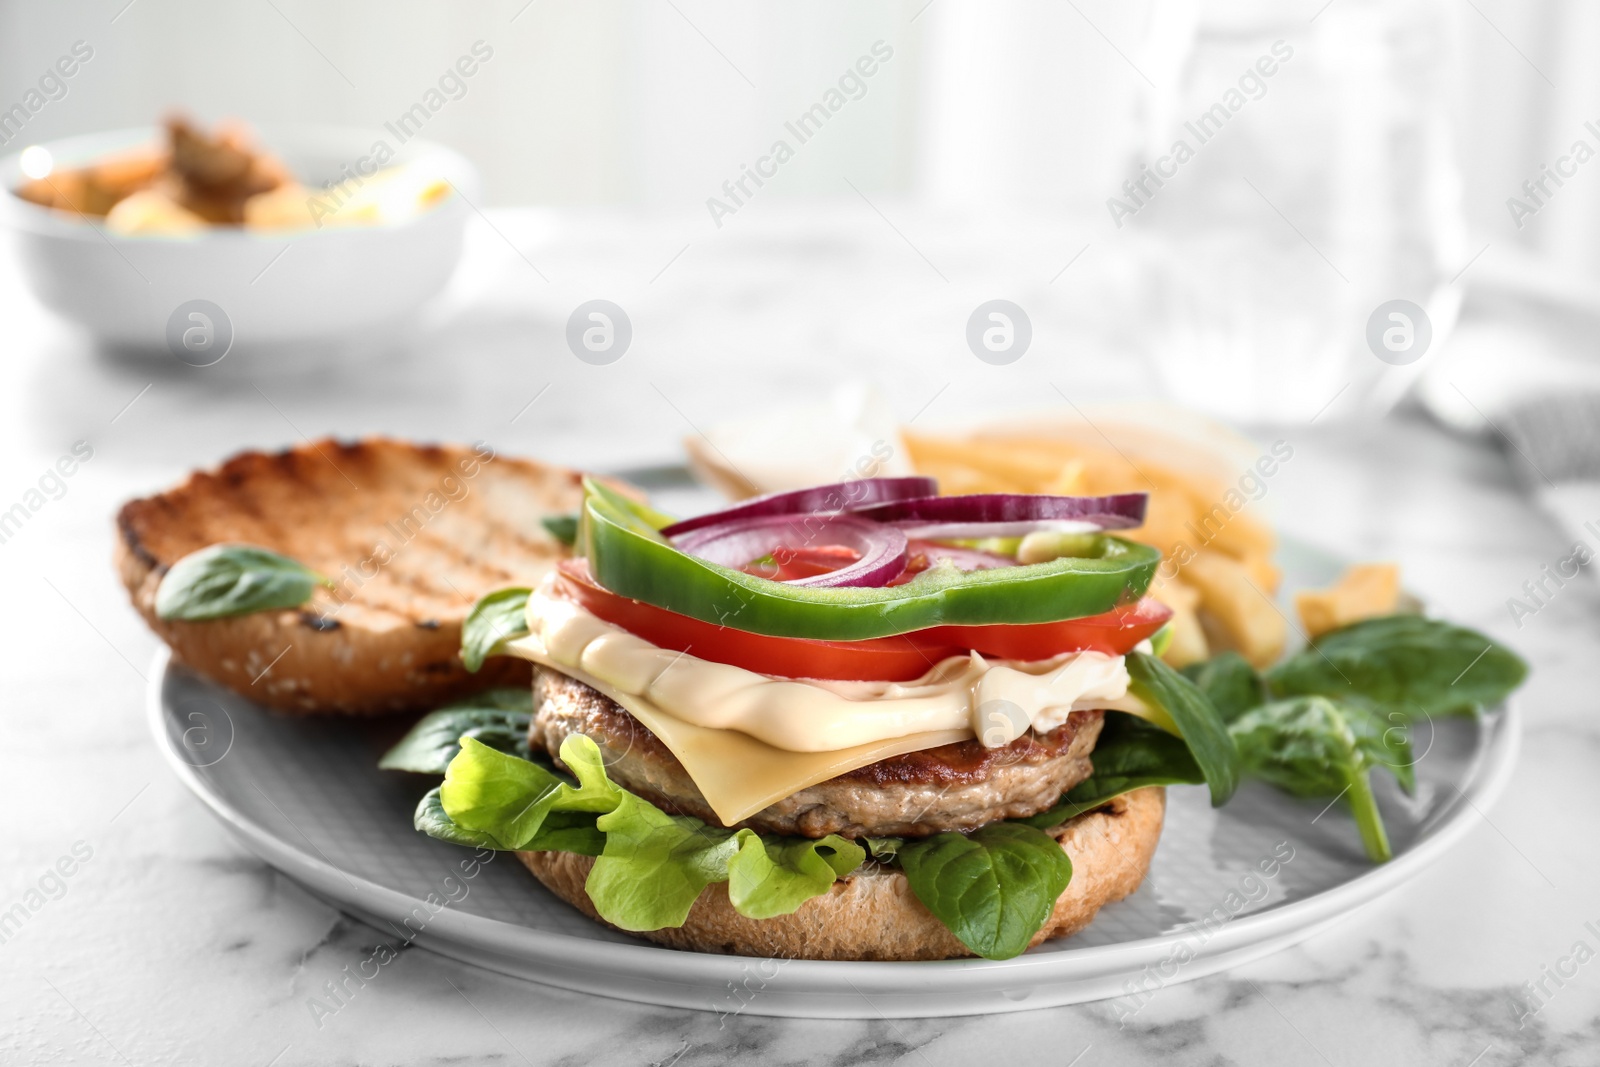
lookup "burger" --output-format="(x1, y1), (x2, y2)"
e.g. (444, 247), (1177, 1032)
(383, 474), (1242, 961)
(114, 440), (1529, 963)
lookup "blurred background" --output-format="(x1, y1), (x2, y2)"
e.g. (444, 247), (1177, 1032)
(1, 0), (1597, 545)
(3, 0), (1585, 227)
(5, 0), (1598, 447)
(3, 0), (1600, 508)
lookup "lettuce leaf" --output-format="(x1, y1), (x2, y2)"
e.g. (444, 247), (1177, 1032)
(726, 833), (865, 920)
(441, 736), (617, 846)
(586, 791), (744, 929)
(429, 734), (865, 930)
(862, 837), (902, 861)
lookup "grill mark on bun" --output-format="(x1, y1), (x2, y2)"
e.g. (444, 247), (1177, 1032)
(113, 437), (588, 716)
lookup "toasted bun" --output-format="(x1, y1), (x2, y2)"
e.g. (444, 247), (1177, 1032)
(117, 437), (583, 716)
(518, 786), (1164, 961)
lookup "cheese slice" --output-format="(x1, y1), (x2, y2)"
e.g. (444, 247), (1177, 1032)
(506, 634), (969, 825)
(525, 585), (1132, 752)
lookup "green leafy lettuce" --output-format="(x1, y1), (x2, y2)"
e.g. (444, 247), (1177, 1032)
(428, 735), (865, 931)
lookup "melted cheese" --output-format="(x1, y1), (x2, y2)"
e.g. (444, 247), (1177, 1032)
(505, 582), (1143, 825)
(507, 632), (969, 823)
(525, 587), (1133, 752)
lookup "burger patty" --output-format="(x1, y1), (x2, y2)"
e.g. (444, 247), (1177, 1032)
(531, 668), (1105, 839)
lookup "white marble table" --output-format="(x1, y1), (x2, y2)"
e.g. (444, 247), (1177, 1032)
(1, 209), (1595, 1066)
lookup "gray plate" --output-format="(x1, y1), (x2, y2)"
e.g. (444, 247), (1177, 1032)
(148, 469), (1519, 1018)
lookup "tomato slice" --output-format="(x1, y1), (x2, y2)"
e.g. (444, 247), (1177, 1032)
(741, 539), (1014, 586)
(553, 560), (1170, 682)
(925, 597), (1172, 661)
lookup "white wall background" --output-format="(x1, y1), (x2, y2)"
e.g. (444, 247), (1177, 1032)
(1, 0), (1598, 273)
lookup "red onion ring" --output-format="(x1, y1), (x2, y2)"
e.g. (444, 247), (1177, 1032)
(891, 520), (1100, 539)
(672, 514), (909, 588)
(661, 476), (937, 538)
(854, 492), (1146, 540)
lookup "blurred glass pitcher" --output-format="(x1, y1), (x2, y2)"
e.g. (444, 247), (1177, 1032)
(1125, 0), (1465, 423)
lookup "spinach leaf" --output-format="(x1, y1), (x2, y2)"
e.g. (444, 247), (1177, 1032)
(540, 514), (580, 547)
(378, 689), (534, 773)
(1182, 651), (1268, 722)
(1228, 695), (1414, 862)
(1338, 696), (1417, 795)
(1265, 615), (1527, 718)
(413, 787), (505, 850)
(1022, 711), (1204, 828)
(1126, 651), (1240, 806)
(897, 822), (1073, 960)
(154, 543), (329, 621)
(460, 587), (531, 672)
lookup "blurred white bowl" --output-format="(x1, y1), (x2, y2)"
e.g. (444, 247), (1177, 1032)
(0, 125), (478, 350)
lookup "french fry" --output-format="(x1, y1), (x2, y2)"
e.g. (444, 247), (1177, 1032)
(1178, 493), (1277, 562)
(902, 423), (1293, 670)
(1180, 551), (1287, 668)
(1041, 459), (1087, 496)
(1238, 551), (1282, 597)
(902, 431), (1068, 488)
(904, 459), (1033, 495)
(1148, 577), (1208, 668)
(1295, 563), (1400, 638)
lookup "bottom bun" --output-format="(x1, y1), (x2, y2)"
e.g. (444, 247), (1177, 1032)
(518, 786), (1165, 961)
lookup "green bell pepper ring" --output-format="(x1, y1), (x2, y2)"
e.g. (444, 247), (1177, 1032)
(577, 479), (1161, 642)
